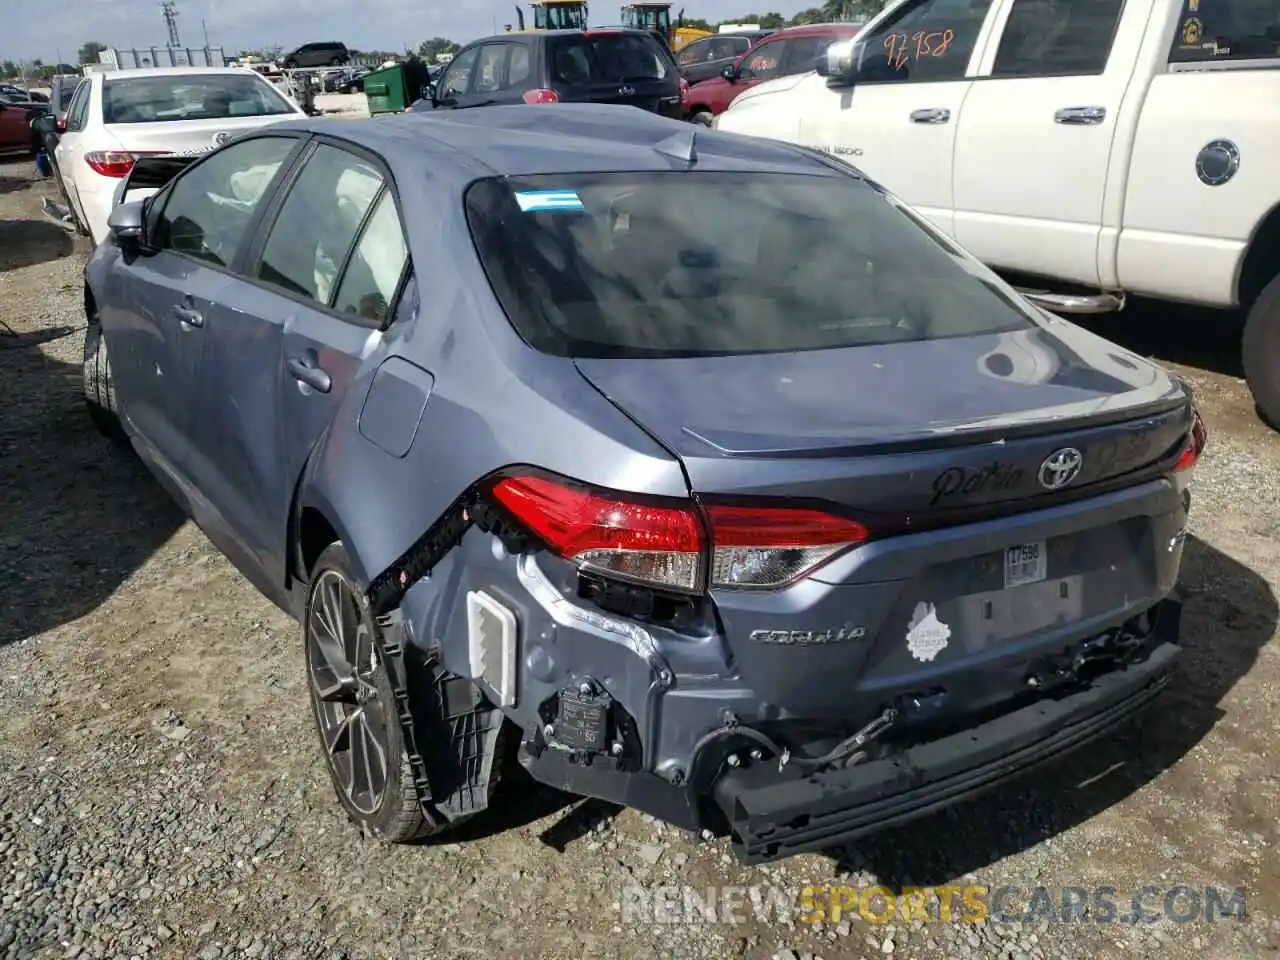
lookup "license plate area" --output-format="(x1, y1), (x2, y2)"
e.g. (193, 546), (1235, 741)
(1004, 541), (1047, 589)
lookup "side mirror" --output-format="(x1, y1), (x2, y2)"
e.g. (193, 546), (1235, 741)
(107, 200), (146, 253)
(817, 37), (860, 82)
(721, 63), (738, 81)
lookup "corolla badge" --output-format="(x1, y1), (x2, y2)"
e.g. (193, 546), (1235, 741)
(1038, 447), (1084, 490)
(618, 85), (636, 96)
(749, 626), (866, 646)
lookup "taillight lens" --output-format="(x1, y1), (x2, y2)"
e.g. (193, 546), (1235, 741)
(678, 76), (691, 108)
(1172, 406), (1207, 474)
(522, 88), (560, 104)
(85, 151), (140, 178)
(492, 475), (704, 591)
(705, 504), (869, 588)
(490, 473), (868, 593)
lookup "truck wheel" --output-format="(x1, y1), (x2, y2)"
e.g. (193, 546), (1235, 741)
(690, 108), (713, 126)
(1243, 273), (1280, 429)
(82, 315), (127, 444)
(304, 542), (440, 843)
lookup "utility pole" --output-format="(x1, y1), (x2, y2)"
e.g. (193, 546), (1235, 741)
(161, 0), (181, 47)
(202, 18), (210, 48)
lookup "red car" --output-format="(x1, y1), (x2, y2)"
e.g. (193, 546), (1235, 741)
(684, 23), (860, 125)
(0, 98), (44, 157)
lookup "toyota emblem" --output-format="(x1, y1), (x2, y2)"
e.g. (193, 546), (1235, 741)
(1038, 448), (1084, 490)
(212, 131), (231, 146)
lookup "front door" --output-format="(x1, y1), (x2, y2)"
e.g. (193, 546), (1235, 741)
(192, 139), (411, 591)
(102, 135), (301, 486)
(950, 0), (1138, 286)
(797, 0), (999, 238)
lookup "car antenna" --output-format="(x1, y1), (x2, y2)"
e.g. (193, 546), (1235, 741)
(653, 127), (697, 166)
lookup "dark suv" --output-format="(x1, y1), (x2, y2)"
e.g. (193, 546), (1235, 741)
(281, 42), (351, 68)
(414, 29), (684, 118)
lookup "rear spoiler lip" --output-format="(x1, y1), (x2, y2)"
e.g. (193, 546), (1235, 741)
(112, 145), (220, 208)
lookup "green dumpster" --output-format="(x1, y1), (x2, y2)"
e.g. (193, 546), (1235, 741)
(363, 64), (408, 115)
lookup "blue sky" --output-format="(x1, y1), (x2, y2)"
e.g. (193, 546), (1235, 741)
(8, 0), (815, 64)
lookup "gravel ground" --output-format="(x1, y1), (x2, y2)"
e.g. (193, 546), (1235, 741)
(2, 158), (1278, 960)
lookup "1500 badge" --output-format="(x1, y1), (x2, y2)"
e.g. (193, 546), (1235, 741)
(750, 627), (867, 645)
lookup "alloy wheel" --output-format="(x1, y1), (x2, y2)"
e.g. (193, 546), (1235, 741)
(306, 569), (391, 817)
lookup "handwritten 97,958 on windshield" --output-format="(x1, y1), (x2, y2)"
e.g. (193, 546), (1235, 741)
(882, 29), (956, 69)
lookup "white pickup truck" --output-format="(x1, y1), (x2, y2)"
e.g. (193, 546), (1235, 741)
(713, 0), (1280, 427)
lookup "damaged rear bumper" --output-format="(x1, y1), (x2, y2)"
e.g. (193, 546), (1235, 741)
(710, 636), (1179, 863)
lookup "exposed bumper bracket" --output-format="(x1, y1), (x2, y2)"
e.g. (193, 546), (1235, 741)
(712, 634), (1179, 864)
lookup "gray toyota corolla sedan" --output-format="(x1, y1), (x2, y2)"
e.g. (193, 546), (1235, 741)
(82, 105), (1207, 862)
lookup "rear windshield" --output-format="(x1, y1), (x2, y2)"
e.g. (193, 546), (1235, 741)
(549, 34), (671, 84)
(103, 74), (295, 124)
(464, 172), (1039, 359)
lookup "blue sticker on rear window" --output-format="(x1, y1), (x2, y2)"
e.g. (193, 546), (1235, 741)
(515, 189), (584, 212)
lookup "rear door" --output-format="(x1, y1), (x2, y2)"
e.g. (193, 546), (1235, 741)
(100, 134), (302, 484)
(951, 0), (1140, 286)
(549, 32), (683, 117)
(188, 138), (410, 591)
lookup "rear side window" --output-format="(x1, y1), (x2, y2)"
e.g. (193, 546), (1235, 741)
(1169, 0), (1280, 62)
(992, 0), (1126, 77)
(103, 73), (296, 124)
(550, 34), (670, 84)
(464, 172), (1038, 359)
(786, 35), (839, 72)
(255, 144), (385, 306)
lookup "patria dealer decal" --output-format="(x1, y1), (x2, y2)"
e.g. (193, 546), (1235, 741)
(906, 602), (952, 662)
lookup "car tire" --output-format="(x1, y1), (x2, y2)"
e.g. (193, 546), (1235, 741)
(283, 59), (298, 69)
(303, 542), (440, 843)
(82, 314), (128, 444)
(1243, 272), (1280, 430)
(329, 57), (343, 66)
(690, 108), (713, 126)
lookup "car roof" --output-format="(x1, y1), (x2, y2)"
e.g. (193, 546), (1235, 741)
(769, 22), (860, 35)
(95, 66), (269, 81)
(271, 104), (843, 184)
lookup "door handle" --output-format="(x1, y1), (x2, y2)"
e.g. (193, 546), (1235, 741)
(909, 107), (950, 124)
(287, 356), (332, 394)
(1054, 106), (1106, 125)
(173, 304), (203, 328)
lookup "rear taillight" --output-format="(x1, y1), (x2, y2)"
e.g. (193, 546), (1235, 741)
(522, 88), (560, 104)
(1172, 406), (1208, 474)
(490, 473), (869, 593)
(678, 76), (691, 108)
(492, 475), (703, 591)
(704, 504), (869, 588)
(85, 151), (140, 178)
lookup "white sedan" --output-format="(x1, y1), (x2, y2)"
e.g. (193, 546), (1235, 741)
(54, 67), (307, 245)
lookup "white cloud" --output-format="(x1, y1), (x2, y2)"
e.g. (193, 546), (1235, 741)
(9, 0), (816, 62)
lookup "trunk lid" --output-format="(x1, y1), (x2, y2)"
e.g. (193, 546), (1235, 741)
(550, 32), (682, 116)
(574, 322), (1190, 517)
(574, 322), (1193, 718)
(105, 115), (295, 155)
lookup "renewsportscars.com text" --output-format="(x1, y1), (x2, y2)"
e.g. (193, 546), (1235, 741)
(619, 884), (1248, 926)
